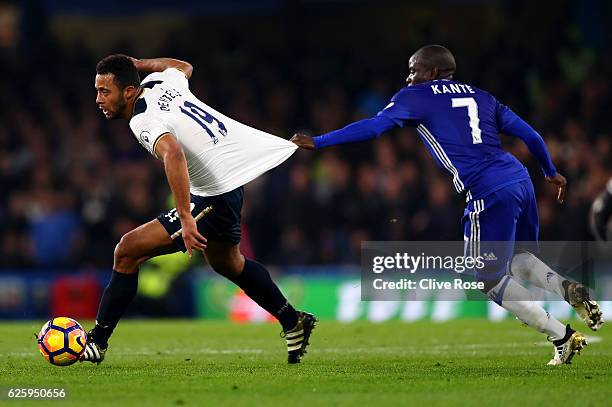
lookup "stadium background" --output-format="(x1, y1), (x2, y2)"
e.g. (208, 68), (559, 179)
(0, 0), (611, 322)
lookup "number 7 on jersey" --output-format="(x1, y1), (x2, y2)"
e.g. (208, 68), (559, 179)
(452, 97), (482, 144)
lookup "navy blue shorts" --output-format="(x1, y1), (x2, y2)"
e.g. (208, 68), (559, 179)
(157, 187), (243, 252)
(462, 179), (539, 283)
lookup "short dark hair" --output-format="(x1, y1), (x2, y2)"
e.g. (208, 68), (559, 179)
(414, 45), (456, 77)
(96, 54), (140, 89)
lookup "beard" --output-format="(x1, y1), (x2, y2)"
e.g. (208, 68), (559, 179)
(105, 97), (127, 120)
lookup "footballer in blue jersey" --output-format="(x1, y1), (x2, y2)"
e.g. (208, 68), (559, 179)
(292, 45), (603, 365)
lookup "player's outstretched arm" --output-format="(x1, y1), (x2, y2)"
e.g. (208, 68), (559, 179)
(129, 57), (193, 79)
(291, 115), (396, 150)
(154, 134), (207, 257)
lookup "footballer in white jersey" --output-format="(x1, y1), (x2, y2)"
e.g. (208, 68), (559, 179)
(86, 54), (317, 366)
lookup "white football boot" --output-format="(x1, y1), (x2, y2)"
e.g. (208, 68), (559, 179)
(547, 325), (588, 366)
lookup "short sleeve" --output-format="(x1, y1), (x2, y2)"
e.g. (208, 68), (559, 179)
(141, 68), (189, 90)
(129, 113), (174, 157)
(376, 87), (422, 127)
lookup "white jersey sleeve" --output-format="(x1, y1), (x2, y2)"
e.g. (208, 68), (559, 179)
(129, 113), (174, 157)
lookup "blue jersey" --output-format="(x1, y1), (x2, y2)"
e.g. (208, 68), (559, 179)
(378, 80), (534, 199)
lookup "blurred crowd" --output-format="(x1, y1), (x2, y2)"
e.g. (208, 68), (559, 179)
(1, 3), (611, 269)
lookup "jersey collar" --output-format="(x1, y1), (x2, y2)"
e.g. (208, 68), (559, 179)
(130, 87), (145, 118)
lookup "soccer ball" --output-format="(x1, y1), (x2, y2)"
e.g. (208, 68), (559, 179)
(37, 317), (87, 366)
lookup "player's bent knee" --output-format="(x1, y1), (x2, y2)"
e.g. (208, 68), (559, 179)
(114, 234), (132, 260)
(113, 232), (141, 273)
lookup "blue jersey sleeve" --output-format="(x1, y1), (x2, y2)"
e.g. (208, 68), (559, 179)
(313, 116), (396, 149)
(376, 87), (423, 126)
(496, 100), (557, 178)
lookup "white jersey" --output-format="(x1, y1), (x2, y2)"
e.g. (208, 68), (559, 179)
(129, 68), (297, 197)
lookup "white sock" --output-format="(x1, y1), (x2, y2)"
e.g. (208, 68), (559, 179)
(510, 252), (568, 300)
(488, 275), (567, 340)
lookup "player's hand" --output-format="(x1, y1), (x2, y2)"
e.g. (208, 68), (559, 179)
(545, 173), (567, 204)
(180, 214), (207, 258)
(291, 133), (316, 150)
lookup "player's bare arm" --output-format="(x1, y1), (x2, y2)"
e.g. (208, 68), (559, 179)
(129, 56), (193, 79)
(154, 133), (207, 257)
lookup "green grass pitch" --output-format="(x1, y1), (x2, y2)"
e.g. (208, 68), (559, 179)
(1, 319), (610, 406)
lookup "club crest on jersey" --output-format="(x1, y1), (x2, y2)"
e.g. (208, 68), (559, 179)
(139, 131), (151, 147)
